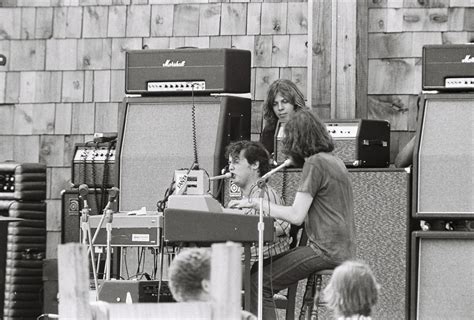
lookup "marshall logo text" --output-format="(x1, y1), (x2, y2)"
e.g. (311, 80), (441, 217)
(162, 59), (186, 67)
(461, 55), (474, 63)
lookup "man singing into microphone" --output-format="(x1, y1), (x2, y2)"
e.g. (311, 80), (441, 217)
(225, 140), (291, 263)
(229, 109), (356, 319)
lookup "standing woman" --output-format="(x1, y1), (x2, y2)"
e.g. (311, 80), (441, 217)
(259, 79), (306, 155)
(229, 108), (356, 319)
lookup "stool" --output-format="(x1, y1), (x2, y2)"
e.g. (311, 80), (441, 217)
(274, 282), (298, 320)
(299, 269), (334, 320)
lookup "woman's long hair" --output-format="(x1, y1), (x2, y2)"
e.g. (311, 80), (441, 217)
(262, 79), (306, 130)
(281, 109), (334, 166)
(323, 260), (379, 318)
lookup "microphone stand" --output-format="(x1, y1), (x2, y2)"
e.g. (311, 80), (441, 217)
(86, 187), (119, 281)
(104, 207), (113, 281)
(254, 159), (291, 319)
(256, 179), (268, 320)
(79, 194), (99, 300)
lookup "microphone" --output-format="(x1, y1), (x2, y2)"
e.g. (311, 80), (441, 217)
(79, 184), (89, 197)
(104, 187), (119, 211)
(78, 184), (90, 210)
(209, 172), (233, 181)
(257, 158), (292, 188)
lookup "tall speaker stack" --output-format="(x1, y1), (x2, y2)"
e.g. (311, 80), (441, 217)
(410, 45), (474, 320)
(0, 162), (47, 320)
(118, 48), (252, 211)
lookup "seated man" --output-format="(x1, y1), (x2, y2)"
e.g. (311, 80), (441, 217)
(168, 248), (256, 320)
(225, 140), (291, 263)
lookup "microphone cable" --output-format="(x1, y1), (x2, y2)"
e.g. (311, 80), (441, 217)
(190, 83), (199, 169)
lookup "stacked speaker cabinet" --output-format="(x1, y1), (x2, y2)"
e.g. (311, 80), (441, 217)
(224, 168), (411, 320)
(117, 94), (251, 212)
(413, 94), (474, 219)
(118, 48), (251, 212)
(410, 232), (474, 320)
(0, 162), (47, 320)
(411, 93), (474, 320)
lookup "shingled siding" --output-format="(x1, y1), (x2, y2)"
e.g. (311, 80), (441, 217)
(0, 0), (309, 258)
(3, 0), (474, 259)
(367, 0), (474, 161)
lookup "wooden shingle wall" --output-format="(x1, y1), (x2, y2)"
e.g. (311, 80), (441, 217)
(366, 0), (474, 161)
(0, 0), (309, 259)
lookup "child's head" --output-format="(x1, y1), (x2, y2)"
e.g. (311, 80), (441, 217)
(168, 248), (211, 302)
(323, 260), (379, 318)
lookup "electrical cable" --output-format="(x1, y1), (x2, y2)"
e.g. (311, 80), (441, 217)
(191, 83), (199, 168)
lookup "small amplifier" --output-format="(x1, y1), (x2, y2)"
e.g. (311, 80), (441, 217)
(125, 48), (251, 95)
(423, 44), (474, 91)
(0, 162), (46, 201)
(72, 143), (116, 188)
(325, 119), (390, 168)
(89, 212), (163, 247)
(98, 280), (174, 303)
(61, 188), (118, 243)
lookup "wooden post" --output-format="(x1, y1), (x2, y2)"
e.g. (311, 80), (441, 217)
(210, 242), (242, 320)
(58, 243), (92, 320)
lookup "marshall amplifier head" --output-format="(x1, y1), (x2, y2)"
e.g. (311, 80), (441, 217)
(325, 119), (390, 168)
(423, 44), (474, 91)
(125, 48), (251, 95)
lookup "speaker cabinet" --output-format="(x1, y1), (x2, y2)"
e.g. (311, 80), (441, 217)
(411, 231), (474, 320)
(61, 188), (118, 243)
(414, 94), (474, 219)
(117, 95), (251, 212)
(0, 201), (46, 320)
(224, 168), (411, 320)
(98, 280), (174, 303)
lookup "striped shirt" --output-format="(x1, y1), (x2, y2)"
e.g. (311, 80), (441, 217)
(245, 183), (291, 262)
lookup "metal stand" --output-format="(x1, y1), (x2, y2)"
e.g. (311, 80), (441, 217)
(256, 181), (267, 320)
(79, 197), (99, 299)
(104, 208), (113, 280)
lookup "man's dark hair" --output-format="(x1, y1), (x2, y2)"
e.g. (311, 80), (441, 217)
(282, 109), (334, 167)
(225, 140), (271, 177)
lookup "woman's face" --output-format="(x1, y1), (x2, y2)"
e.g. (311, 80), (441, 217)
(272, 92), (295, 122)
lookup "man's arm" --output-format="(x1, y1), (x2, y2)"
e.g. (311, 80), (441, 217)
(228, 191), (313, 226)
(394, 135), (415, 168)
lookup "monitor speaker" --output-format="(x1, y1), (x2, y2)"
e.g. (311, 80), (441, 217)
(98, 280), (174, 303)
(117, 95), (251, 212)
(414, 94), (474, 218)
(411, 231), (474, 320)
(224, 168), (410, 320)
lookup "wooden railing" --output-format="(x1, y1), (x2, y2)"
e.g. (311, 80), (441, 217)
(57, 242), (242, 320)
